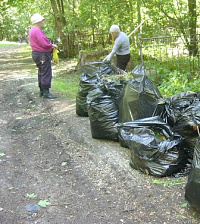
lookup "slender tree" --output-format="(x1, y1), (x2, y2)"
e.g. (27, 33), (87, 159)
(188, 0), (197, 56)
(50, 0), (70, 57)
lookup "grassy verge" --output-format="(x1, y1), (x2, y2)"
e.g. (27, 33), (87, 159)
(0, 41), (24, 47)
(52, 73), (80, 99)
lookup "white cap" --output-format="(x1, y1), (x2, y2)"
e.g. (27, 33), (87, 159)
(110, 25), (120, 33)
(31, 13), (45, 24)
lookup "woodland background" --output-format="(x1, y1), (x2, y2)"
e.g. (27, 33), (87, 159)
(1, 0), (200, 96)
(0, 0), (199, 56)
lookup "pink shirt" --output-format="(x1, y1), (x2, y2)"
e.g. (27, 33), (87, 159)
(29, 26), (52, 52)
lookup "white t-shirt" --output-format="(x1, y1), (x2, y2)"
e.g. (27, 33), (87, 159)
(111, 31), (130, 56)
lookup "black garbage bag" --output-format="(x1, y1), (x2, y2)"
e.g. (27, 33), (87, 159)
(76, 62), (126, 116)
(76, 64), (102, 116)
(118, 116), (188, 177)
(76, 93), (89, 117)
(118, 65), (165, 123)
(163, 91), (200, 158)
(104, 80), (126, 102)
(85, 61), (126, 75)
(163, 91), (199, 125)
(185, 137), (200, 209)
(87, 84), (119, 141)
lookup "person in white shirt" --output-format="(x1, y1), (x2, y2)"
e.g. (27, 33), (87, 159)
(104, 25), (130, 71)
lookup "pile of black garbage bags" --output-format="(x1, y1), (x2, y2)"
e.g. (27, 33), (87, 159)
(76, 62), (200, 209)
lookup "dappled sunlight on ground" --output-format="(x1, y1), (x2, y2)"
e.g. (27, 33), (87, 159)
(51, 101), (76, 114)
(52, 60), (77, 76)
(0, 44), (36, 81)
(0, 40), (27, 45)
(0, 72), (36, 81)
(0, 42), (77, 83)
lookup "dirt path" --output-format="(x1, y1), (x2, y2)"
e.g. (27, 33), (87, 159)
(0, 45), (199, 224)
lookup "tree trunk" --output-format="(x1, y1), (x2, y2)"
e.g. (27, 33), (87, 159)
(188, 0), (197, 56)
(50, 0), (70, 57)
(135, 0), (142, 48)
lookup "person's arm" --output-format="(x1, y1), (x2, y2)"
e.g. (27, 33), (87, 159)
(104, 37), (122, 61)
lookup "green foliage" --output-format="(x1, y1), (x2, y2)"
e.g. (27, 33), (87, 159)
(0, 152), (5, 157)
(26, 193), (37, 198)
(142, 40), (200, 97)
(38, 200), (51, 207)
(1, 0), (199, 59)
(181, 203), (188, 208)
(147, 67), (192, 97)
(0, 0), (52, 41)
(157, 70), (194, 97)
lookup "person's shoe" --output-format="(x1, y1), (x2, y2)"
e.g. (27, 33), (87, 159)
(43, 89), (57, 99)
(39, 87), (43, 97)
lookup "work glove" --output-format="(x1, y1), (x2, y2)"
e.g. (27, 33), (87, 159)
(103, 53), (112, 62)
(52, 44), (58, 49)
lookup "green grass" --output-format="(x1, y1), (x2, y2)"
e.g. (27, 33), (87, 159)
(153, 178), (186, 186)
(52, 73), (80, 99)
(0, 42), (21, 47)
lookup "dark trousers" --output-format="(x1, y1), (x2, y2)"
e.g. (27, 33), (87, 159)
(116, 54), (130, 71)
(32, 51), (52, 89)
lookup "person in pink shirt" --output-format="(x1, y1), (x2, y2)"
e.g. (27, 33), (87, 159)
(29, 13), (58, 99)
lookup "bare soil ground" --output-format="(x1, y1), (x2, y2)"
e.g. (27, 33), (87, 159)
(0, 44), (200, 224)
